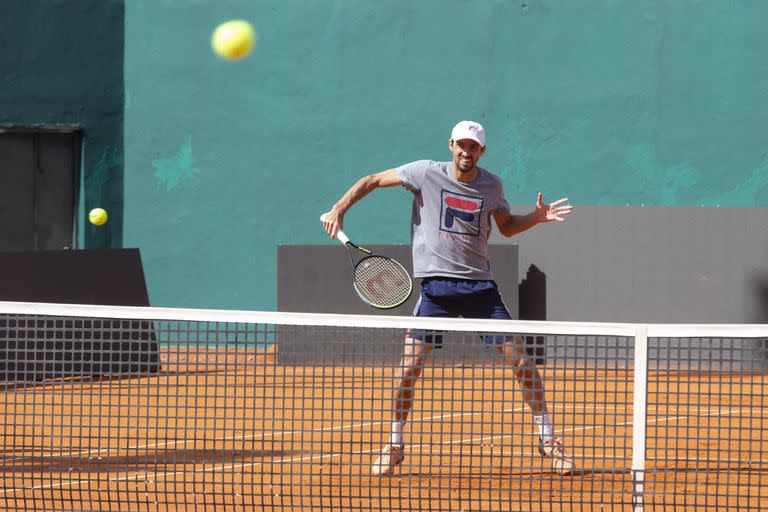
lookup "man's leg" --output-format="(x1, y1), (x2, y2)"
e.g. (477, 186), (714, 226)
(499, 336), (547, 414)
(371, 335), (432, 476)
(499, 336), (574, 475)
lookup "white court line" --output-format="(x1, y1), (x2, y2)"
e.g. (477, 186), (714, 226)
(406, 408), (744, 454)
(0, 406), (746, 494)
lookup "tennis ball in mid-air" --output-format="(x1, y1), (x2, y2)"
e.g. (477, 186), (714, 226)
(211, 20), (256, 60)
(89, 208), (108, 226)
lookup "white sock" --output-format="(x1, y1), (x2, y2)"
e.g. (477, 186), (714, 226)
(390, 421), (404, 446)
(534, 413), (554, 442)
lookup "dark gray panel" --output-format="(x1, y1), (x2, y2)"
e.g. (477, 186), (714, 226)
(495, 204), (768, 323)
(278, 245), (417, 316)
(0, 248), (150, 306)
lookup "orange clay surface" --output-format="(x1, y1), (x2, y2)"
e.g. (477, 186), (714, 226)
(0, 348), (765, 511)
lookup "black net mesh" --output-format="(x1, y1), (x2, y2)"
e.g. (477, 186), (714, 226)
(0, 305), (766, 511)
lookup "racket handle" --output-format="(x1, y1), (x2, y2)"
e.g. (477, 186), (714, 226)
(335, 230), (349, 244)
(320, 213), (350, 245)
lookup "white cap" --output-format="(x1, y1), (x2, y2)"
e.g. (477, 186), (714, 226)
(450, 120), (486, 147)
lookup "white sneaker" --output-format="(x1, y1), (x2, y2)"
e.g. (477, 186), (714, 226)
(371, 443), (404, 476)
(538, 437), (575, 475)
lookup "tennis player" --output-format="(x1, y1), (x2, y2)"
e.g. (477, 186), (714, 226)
(322, 120), (574, 476)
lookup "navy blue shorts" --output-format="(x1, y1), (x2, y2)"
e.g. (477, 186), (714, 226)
(406, 277), (513, 347)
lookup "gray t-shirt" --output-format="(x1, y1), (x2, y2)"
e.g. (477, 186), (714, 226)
(397, 160), (511, 280)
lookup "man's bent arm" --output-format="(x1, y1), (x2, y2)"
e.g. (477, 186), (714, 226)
(322, 168), (403, 238)
(332, 169), (402, 215)
(493, 210), (542, 238)
(493, 193), (572, 238)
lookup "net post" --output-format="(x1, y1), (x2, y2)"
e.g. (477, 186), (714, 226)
(631, 325), (649, 512)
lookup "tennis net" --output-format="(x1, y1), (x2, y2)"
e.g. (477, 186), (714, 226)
(0, 301), (766, 511)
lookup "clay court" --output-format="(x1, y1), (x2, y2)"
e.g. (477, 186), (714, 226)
(1, 345), (765, 512)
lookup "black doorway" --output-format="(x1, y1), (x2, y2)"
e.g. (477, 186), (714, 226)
(0, 127), (81, 251)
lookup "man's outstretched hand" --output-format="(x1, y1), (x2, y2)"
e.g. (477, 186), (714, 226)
(535, 192), (573, 222)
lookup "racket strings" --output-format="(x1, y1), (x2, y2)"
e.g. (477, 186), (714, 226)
(353, 256), (412, 308)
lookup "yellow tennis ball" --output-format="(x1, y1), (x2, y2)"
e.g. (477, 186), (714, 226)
(89, 208), (108, 226)
(211, 20), (256, 60)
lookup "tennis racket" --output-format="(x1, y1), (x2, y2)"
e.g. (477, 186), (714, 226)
(321, 215), (413, 309)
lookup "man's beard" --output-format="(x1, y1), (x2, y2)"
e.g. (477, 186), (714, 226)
(456, 156), (475, 172)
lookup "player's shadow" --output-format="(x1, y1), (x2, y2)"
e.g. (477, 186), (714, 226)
(519, 264), (546, 366)
(1, 449), (289, 473)
(398, 467), (628, 478)
(749, 273), (768, 364)
(753, 273), (768, 323)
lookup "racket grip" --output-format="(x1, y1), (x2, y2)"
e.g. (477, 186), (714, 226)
(335, 230), (350, 244)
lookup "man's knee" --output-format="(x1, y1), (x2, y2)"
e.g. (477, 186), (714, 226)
(397, 356), (425, 378)
(403, 337), (431, 358)
(500, 342), (530, 362)
(397, 338), (431, 378)
(512, 354), (537, 377)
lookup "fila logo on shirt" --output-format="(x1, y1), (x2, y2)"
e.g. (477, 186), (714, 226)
(440, 190), (483, 237)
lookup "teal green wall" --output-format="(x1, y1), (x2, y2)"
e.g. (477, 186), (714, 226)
(124, 0), (768, 310)
(0, 0), (124, 249)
